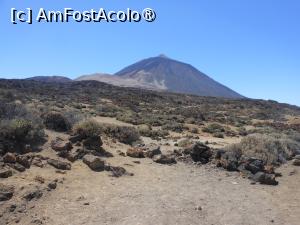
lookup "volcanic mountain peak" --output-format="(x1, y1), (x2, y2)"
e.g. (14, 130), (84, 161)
(76, 55), (243, 98)
(114, 56), (243, 98)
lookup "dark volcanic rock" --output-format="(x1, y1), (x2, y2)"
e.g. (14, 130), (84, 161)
(47, 159), (71, 170)
(126, 148), (145, 158)
(16, 155), (32, 168)
(51, 138), (72, 152)
(252, 172), (278, 185)
(82, 154), (105, 171)
(106, 166), (133, 177)
(3, 153), (16, 163)
(12, 163), (26, 172)
(22, 188), (43, 201)
(292, 159), (300, 166)
(218, 151), (240, 171)
(69, 134), (85, 143)
(48, 180), (57, 190)
(0, 168), (13, 178)
(153, 154), (176, 164)
(143, 145), (161, 158)
(82, 136), (103, 151)
(244, 158), (265, 174)
(185, 142), (212, 163)
(0, 184), (14, 201)
(67, 148), (86, 162)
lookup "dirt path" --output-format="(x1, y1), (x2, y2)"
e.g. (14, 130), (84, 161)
(18, 153), (300, 225)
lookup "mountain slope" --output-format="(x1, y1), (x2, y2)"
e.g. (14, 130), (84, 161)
(115, 55), (243, 98)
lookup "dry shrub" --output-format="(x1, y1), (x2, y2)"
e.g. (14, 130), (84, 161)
(102, 124), (140, 145)
(225, 133), (300, 165)
(73, 119), (101, 138)
(43, 112), (71, 132)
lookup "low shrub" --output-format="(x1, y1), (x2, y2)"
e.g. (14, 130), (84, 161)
(0, 119), (45, 152)
(202, 123), (225, 134)
(225, 133), (300, 165)
(162, 122), (183, 132)
(43, 112), (71, 132)
(73, 119), (101, 138)
(102, 124), (140, 145)
(137, 124), (169, 139)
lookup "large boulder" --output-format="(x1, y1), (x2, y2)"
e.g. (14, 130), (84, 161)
(126, 148), (145, 158)
(252, 172), (278, 185)
(3, 153), (16, 163)
(184, 142), (212, 163)
(153, 154), (176, 165)
(143, 145), (162, 158)
(51, 138), (72, 152)
(0, 168), (13, 178)
(83, 154), (105, 171)
(0, 184), (14, 201)
(47, 159), (71, 170)
(82, 136), (103, 151)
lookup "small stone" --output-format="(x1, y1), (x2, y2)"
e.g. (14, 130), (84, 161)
(0, 184), (14, 201)
(292, 159), (300, 166)
(126, 148), (145, 158)
(16, 155), (32, 168)
(153, 154), (176, 165)
(252, 172), (278, 185)
(51, 138), (72, 152)
(47, 159), (71, 170)
(22, 188), (43, 201)
(195, 206), (202, 211)
(3, 153), (16, 163)
(48, 181), (57, 190)
(12, 163), (26, 172)
(0, 168), (13, 178)
(82, 155), (105, 171)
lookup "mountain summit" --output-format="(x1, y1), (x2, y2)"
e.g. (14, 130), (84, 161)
(115, 56), (243, 98)
(76, 56), (243, 98)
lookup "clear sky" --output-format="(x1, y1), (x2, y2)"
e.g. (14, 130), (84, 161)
(0, 0), (299, 106)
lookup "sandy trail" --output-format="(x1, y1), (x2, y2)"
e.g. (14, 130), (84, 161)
(18, 152), (300, 225)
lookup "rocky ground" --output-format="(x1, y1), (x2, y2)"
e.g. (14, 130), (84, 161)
(1, 117), (300, 225)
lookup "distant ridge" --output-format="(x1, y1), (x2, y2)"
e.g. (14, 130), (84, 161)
(26, 76), (72, 83)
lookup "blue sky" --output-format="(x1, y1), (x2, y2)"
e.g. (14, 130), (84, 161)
(0, 0), (299, 106)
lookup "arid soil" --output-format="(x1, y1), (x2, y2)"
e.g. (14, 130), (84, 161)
(1, 121), (300, 225)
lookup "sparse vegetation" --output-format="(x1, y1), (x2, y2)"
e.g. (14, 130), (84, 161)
(73, 119), (102, 138)
(102, 124), (140, 145)
(43, 112), (71, 132)
(225, 133), (300, 165)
